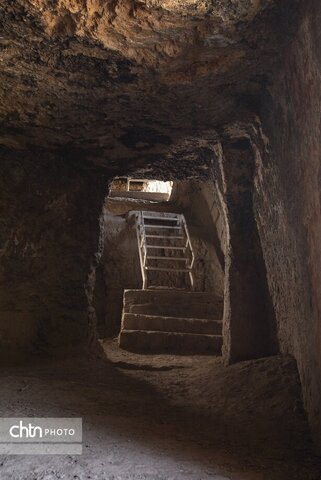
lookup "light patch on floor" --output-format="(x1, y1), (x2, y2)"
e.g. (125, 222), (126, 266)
(0, 341), (319, 480)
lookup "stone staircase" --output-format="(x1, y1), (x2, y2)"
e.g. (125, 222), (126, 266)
(118, 290), (223, 354)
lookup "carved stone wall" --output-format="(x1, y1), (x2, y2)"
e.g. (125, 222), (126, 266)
(254, 0), (321, 448)
(0, 151), (108, 362)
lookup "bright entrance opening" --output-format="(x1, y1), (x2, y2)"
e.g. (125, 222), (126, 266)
(109, 177), (173, 202)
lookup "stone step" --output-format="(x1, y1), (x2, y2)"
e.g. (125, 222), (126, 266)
(128, 303), (221, 320)
(123, 289), (223, 318)
(119, 330), (223, 354)
(122, 313), (222, 335)
(124, 289), (221, 305)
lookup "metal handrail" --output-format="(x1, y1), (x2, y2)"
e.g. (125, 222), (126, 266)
(180, 214), (195, 289)
(135, 212), (147, 289)
(180, 215), (194, 267)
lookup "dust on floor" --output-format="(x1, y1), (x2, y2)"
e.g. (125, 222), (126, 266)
(0, 338), (320, 480)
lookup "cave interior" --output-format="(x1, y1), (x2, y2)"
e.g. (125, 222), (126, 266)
(1, 0), (321, 478)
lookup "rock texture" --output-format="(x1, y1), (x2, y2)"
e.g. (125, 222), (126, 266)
(253, 0), (321, 449)
(215, 138), (278, 363)
(0, 153), (109, 361)
(0, 0), (296, 166)
(1, 0), (321, 453)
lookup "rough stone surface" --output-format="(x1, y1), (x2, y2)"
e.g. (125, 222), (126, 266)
(0, 0), (296, 166)
(215, 138), (278, 363)
(0, 152), (109, 360)
(1, 351), (321, 479)
(1, 0), (321, 454)
(253, 0), (321, 449)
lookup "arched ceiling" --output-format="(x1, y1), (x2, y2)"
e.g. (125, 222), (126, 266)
(0, 0), (297, 170)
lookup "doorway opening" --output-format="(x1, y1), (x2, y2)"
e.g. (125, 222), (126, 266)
(109, 177), (173, 202)
(94, 177), (225, 355)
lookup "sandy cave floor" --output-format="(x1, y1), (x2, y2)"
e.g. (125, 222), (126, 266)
(0, 338), (320, 480)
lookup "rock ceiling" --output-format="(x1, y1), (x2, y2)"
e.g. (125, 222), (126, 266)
(0, 0), (296, 172)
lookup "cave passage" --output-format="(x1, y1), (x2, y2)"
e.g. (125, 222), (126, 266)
(95, 178), (225, 342)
